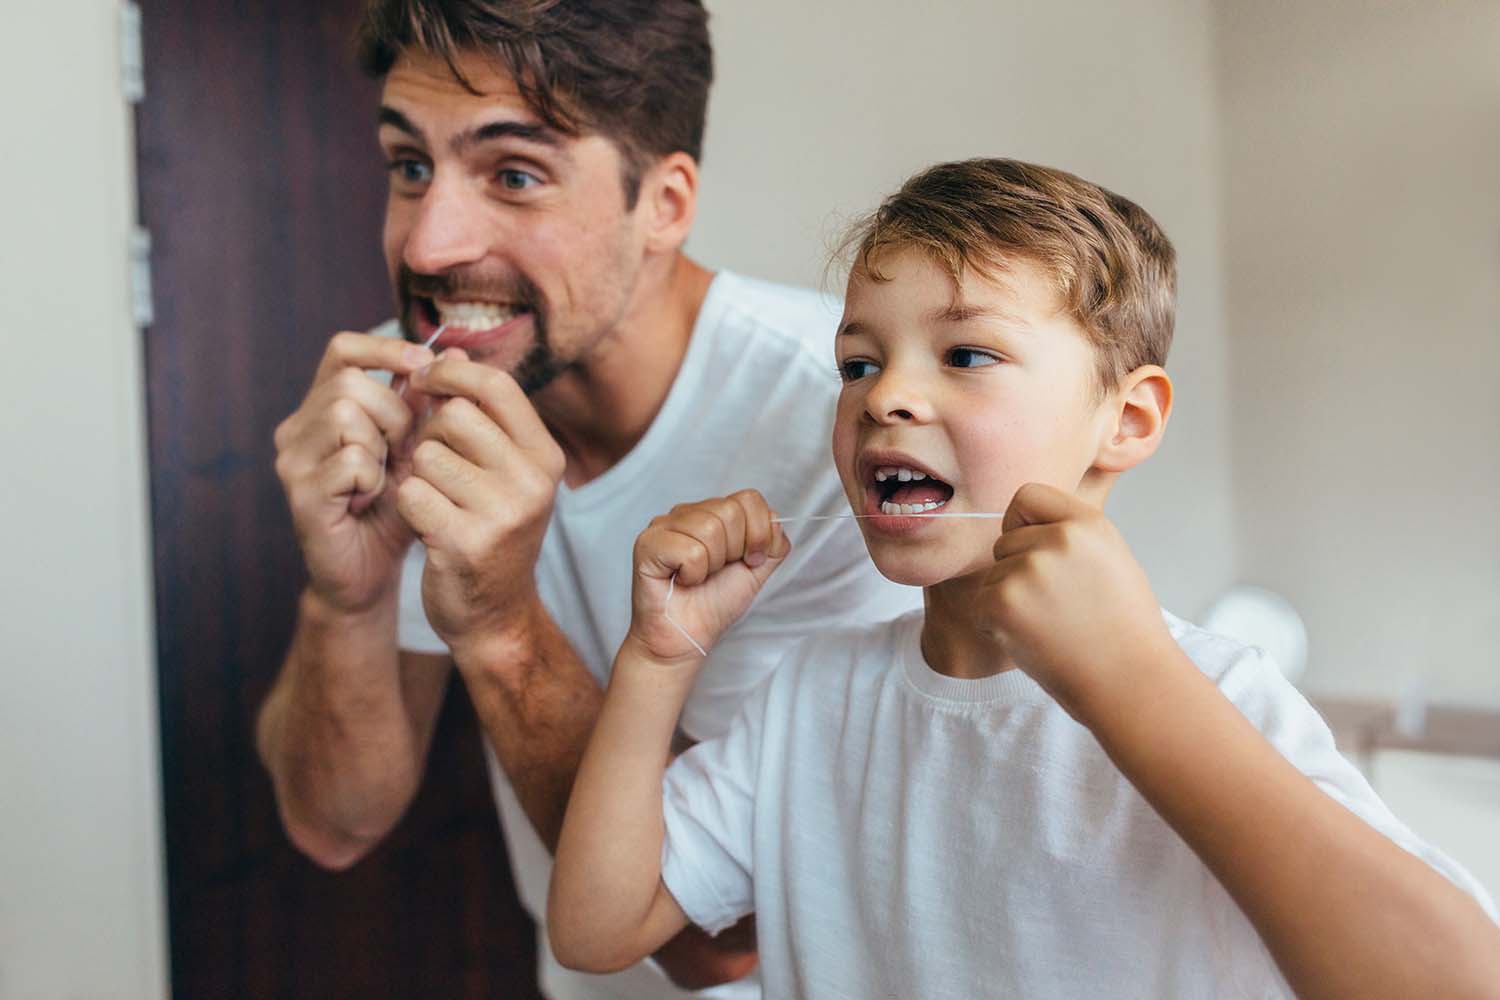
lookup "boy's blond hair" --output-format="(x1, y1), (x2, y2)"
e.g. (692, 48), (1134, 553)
(842, 158), (1176, 392)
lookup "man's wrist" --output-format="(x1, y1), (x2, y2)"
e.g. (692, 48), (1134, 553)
(300, 582), (398, 635)
(446, 592), (551, 679)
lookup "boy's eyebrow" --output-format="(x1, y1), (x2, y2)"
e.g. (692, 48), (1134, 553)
(837, 319), (868, 337)
(931, 301), (1031, 328)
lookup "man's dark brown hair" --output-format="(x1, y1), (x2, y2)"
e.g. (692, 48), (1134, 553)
(356, 0), (713, 205)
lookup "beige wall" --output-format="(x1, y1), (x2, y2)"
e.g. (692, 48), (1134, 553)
(693, 0), (1240, 616)
(0, 3), (168, 999)
(1216, 0), (1500, 706)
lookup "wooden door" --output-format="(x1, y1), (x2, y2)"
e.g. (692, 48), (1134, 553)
(137, 2), (541, 996)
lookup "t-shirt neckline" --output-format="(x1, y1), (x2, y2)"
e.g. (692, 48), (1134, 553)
(895, 612), (1050, 706)
(554, 270), (733, 513)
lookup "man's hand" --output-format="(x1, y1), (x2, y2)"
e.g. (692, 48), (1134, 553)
(627, 491), (791, 666)
(976, 483), (1176, 722)
(396, 349), (567, 664)
(272, 331), (435, 614)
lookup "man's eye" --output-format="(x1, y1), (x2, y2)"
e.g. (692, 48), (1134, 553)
(386, 158), (432, 186)
(948, 347), (1000, 369)
(497, 169), (540, 191)
(838, 359), (880, 382)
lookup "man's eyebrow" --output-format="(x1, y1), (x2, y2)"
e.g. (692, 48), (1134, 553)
(377, 105), (425, 143)
(459, 119), (564, 154)
(377, 107), (566, 157)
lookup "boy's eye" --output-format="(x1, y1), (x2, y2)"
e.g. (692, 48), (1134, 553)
(948, 347), (1000, 369)
(498, 168), (540, 191)
(838, 359), (880, 383)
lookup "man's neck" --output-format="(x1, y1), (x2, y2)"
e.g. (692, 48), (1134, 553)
(535, 253), (715, 488)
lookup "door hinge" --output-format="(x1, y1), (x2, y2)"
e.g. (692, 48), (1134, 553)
(121, 2), (145, 104)
(130, 226), (155, 329)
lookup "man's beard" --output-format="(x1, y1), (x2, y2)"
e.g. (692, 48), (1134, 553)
(396, 264), (572, 395)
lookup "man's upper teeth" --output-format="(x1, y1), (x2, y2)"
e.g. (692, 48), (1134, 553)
(435, 301), (521, 331)
(874, 466), (928, 482)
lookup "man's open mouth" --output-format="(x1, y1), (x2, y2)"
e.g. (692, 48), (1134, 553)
(870, 463), (955, 515)
(423, 297), (532, 332)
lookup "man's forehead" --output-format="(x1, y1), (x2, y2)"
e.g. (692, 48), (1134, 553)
(381, 49), (535, 121)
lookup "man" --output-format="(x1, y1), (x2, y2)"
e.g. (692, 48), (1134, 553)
(256, 2), (917, 998)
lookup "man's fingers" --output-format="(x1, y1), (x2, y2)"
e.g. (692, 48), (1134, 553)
(420, 396), (516, 472)
(409, 439), (498, 514)
(394, 472), (461, 545)
(313, 330), (435, 387)
(408, 354), (558, 460)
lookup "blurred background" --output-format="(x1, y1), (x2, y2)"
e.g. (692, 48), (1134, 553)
(2, 0), (1496, 997)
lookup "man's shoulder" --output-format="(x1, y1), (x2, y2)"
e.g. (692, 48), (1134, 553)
(705, 270), (843, 362)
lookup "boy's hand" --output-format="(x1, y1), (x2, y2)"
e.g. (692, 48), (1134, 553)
(976, 483), (1177, 722)
(627, 491), (791, 665)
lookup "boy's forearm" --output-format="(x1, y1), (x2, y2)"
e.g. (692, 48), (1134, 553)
(257, 586), (426, 868)
(1084, 648), (1500, 1000)
(550, 638), (699, 972)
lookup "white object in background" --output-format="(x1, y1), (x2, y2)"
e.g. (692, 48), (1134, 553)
(1201, 585), (1309, 684)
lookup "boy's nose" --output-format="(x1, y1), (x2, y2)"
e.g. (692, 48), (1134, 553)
(864, 372), (934, 424)
(401, 176), (489, 275)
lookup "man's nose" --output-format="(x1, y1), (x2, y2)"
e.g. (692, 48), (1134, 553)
(864, 369), (934, 424)
(401, 175), (489, 275)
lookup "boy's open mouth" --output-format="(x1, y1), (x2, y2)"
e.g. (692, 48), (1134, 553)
(870, 463), (954, 515)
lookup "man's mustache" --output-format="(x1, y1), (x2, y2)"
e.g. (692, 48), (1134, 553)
(398, 264), (541, 307)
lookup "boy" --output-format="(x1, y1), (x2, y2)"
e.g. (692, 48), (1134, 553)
(548, 159), (1500, 997)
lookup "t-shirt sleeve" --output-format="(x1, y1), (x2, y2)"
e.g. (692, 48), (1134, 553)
(397, 544), (448, 655)
(1215, 645), (1499, 922)
(659, 667), (778, 935)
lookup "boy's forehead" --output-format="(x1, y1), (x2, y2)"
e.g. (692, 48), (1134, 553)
(845, 246), (1058, 322)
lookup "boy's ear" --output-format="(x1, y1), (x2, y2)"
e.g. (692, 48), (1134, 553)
(640, 151), (699, 254)
(1093, 365), (1173, 474)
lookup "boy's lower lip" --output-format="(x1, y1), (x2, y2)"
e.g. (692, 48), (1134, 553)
(860, 487), (944, 537)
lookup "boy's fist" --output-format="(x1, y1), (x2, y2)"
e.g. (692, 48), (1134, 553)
(976, 483), (1175, 721)
(628, 490), (791, 665)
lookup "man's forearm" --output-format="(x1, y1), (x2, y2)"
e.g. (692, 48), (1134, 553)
(449, 596), (606, 851)
(459, 613), (759, 987)
(257, 586), (430, 868)
(1086, 648), (1500, 1000)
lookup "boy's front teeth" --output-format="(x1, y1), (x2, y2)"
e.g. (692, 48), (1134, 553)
(874, 466), (928, 482)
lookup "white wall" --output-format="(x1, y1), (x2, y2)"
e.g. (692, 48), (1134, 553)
(0, 3), (169, 999)
(693, 0), (1240, 617)
(1216, 0), (1500, 707)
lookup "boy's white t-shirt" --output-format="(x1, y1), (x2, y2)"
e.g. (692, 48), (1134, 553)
(396, 272), (922, 1000)
(660, 609), (1498, 999)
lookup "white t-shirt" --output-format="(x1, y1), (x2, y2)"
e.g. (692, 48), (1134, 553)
(397, 271), (922, 1000)
(660, 609), (1498, 999)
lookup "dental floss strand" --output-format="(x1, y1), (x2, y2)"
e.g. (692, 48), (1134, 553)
(662, 510), (1007, 657)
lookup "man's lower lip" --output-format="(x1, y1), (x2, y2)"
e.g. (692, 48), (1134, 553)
(429, 312), (532, 353)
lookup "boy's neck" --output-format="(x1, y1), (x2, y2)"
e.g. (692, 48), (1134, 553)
(919, 573), (1017, 680)
(917, 476), (1115, 680)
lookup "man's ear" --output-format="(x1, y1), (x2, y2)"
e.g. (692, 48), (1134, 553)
(1093, 365), (1173, 474)
(640, 151), (699, 254)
